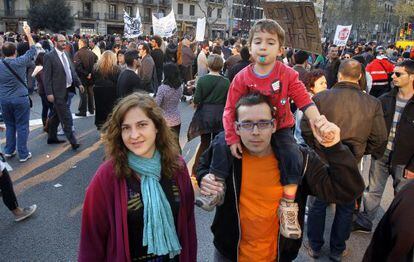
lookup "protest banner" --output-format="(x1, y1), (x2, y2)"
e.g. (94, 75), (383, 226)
(124, 8), (143, 38)
(195, 17), (206, 41)
(152, 10), (177, 37)
(333, 25), (352, 46)
(263, 1), (322, 54)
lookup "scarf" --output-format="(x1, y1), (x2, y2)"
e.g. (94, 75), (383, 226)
(127, 150), (181, 258)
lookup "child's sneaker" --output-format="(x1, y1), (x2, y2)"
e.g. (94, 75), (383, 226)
(278, 200), (302, 239)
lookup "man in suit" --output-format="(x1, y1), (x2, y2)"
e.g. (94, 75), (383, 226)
(44, 34), (84, 150)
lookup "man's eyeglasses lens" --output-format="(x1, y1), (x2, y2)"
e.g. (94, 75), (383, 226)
(237, 120), (274, 131)
(393, 72), (403, 77)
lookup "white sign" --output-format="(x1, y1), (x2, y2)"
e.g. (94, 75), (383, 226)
(195, 17), (206, 41)
(124, 8), (143, 38)
(152, 10), (177, 37)
(333, 25), (352, 46)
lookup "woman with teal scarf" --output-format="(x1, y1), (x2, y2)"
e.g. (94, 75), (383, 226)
(79, 93), (197, 262)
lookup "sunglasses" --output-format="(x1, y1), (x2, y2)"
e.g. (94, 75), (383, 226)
(393, 72), (405, 78)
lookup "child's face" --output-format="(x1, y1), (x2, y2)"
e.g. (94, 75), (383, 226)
(250, 30), (283, 65)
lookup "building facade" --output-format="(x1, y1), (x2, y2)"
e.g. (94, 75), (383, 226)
(0, 0), (173, 35)
(172, 0), (228, 39)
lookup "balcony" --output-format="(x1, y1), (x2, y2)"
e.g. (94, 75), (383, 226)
(141, 0), (171, 7)
(104, 13), (123, 21)
(77, 11), (100, 20)
(0, 9), (28, 19)
(176, 14), (197, 22)
(209, 0), (224, 6)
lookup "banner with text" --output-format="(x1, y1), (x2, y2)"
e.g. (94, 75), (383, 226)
(152, 10), (177, 37)
(195, 17), (206, 41)
(263, 1), (322, 54)
(333, 25), (352, 46)
(124, 8), (143, 38)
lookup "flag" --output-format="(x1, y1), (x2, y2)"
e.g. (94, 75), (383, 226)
(124, 8), (143, 38)
(152, 10), (177, 37)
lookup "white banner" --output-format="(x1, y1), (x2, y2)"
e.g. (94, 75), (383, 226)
(124, 8), (143, 38)
(333, 25), (352, 47)
(152, 10), (177, 37)
(195, 17), (206, 41)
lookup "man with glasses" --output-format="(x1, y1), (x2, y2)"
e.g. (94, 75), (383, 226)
(196, 93), (364, 261)
(44, 34), (83, 150)
(353, 59), (414, 234)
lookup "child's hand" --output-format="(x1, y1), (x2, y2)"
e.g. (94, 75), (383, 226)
(310, 118), (340, 147)
(230, 143), (243, 159)
(312, 115), (335, 143)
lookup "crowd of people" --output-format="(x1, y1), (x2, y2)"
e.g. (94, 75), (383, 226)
(0, 19), (413, 261)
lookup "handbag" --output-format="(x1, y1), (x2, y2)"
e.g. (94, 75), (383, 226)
(1, 59), (33, 107)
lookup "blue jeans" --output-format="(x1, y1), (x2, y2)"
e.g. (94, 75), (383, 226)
(307, 198), (354, 256)
(0, 96), (31, 159)
(356, 154), (412, 230)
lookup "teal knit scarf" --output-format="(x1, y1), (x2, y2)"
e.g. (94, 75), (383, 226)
(127, 150), (181, 258)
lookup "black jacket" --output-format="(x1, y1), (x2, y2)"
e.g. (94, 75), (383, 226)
(379, 88), (414, 171)
(363, 180), (414, 262)
(301, 81), (387, 162)
(74, 47), (98, 86)
(117, 69), (144, 98)
(197, 133), (364, 262)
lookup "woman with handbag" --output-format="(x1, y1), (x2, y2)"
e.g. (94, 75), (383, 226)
(187, 54), (230, 176)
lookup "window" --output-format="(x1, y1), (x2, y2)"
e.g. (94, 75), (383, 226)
(217, 8), (222, 18)
(145, 8), (151, 21)
(83, 2), (92, 17)
(109, 4), (117, 19)
(190, 5), (195, 16)
(178, 3), (183, 15)
(125, 6), (132, 16)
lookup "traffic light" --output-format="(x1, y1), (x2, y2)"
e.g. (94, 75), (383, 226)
(404, 23), (409, 31)
(400, 28), (405, 38)
(408, 23), (413, 36)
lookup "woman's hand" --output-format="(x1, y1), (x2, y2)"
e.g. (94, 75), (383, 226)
(200, 174), (225, 196)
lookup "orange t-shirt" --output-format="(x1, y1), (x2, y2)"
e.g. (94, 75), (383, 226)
(239, 151), (283, 262)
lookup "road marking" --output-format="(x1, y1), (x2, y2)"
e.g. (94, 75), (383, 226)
(29, 113), (94, 127)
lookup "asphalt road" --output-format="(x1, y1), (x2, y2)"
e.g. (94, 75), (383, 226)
(0, 93), (395, 261)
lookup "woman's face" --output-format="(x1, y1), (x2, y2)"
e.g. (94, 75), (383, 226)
(117, 54), (125, 65)
(121, 107), (158, 159)
(312, 76), (328, 94)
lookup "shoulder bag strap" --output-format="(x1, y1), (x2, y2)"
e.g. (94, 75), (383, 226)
(2, 59), (28, 88)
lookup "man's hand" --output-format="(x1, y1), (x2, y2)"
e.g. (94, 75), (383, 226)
(310, 118), (340, 147)
(0, 126), (5, 131)
(79, 85), (85, 93)
(404, 169), (414, 179)
(47, 95), (54, 103)
(230, 143), (243, 159)
(200, 174), (225, 196)
(86, 73), (92, 80)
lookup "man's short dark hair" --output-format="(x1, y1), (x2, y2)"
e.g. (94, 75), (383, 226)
(140, 42), (150, 54)
(2, 42), (17, 57)
(235, 93), (275, 120)
(240, 46), (250, 62)
(151, 35), (162, 47)
(124, 50), (139, 67)
(294, 50), (309, 65)
(396, 59), (414, 74)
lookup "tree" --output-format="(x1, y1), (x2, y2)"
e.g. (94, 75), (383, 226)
(196, 0), (228, 39)
(28, 0), (74, 32)
(395, 0), (414, 23)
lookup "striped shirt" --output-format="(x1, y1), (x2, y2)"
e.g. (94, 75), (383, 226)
(385, 96), (408, 155)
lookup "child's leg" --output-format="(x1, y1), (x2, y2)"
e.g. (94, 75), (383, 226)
(272, 128), (303, 239)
